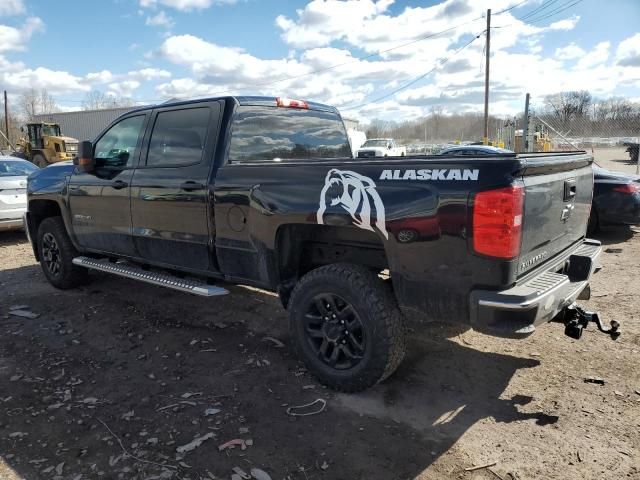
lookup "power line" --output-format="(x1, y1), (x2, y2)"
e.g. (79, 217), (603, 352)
(494, 0), (530, 15)
(519, 0), (561, 21)
(525, 0), (585, 24)
(341, 32), (483, 111)
(494, 0), (582, 28)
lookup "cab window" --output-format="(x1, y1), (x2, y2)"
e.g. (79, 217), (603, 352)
(94, 115), (146, 168)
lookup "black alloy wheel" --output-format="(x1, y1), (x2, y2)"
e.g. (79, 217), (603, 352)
(42, 232), (62, 277)
(303, 293), (366, 370)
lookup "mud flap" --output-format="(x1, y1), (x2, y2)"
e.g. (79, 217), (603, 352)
(555, 303), (620, 340)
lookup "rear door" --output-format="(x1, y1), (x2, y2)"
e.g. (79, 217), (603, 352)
(517, 153), (593, 277)
(130, 101), (222, 271)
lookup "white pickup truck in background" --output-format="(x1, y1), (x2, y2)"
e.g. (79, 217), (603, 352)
(356, 138), (406, 158)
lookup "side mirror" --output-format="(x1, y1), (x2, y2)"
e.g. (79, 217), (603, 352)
(20, 126), (24, 133)
(75, 140), (95, 173)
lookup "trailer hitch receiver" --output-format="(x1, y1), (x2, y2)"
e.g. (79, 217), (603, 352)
(559, 303), (620, 340)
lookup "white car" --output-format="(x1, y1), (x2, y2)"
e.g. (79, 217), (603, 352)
(0, 157), (38, 231)
(356, 138), (406, 158)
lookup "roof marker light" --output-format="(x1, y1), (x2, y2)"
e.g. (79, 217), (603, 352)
(276, 97), (309, 109)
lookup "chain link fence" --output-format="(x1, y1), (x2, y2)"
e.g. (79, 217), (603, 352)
(525, 93), (640, 170)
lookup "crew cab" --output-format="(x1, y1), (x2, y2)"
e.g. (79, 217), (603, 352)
(357, 138), (406, 158)
(25, 96), (607, 392)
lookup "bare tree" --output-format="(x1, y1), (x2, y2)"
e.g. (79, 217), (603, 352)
(82, 90), (135, 110)
(544, 90), (592, 125)
(19, 88), (58, 120)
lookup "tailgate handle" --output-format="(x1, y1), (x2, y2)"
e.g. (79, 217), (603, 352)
(564, 179), (576, 201)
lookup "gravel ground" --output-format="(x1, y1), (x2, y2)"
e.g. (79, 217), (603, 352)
(0, 150), (638, 480)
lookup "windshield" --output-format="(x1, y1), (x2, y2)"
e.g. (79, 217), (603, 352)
(0, 160), (38, 177)
(41, 124), (61, 137)
(362, 140), (388, 148)
(229, 106), (351, 162)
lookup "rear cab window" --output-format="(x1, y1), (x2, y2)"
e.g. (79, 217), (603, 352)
(146, 108), (210, 167)
(228, 105), (352, 163)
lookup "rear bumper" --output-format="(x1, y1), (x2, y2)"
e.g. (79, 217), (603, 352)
(469, 239), (602, 337)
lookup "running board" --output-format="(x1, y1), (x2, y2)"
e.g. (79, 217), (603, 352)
(72, 257), (228, 297)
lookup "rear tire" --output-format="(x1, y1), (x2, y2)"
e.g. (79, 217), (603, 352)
(37, 217), (88, 289)
(587, 208), (599, 235)
(33, 153), (48, 168)
(288, 263), (406, 392)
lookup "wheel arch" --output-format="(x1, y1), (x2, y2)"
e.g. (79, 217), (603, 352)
(274, 223), (389, 307)
(27, 199), (63, 260)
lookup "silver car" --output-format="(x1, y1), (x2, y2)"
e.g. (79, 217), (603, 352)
(0, 157), (38, 231)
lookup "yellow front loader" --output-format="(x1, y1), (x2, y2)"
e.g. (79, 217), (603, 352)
(16, 122), (79, 167)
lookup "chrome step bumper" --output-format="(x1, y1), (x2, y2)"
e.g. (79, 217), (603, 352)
(72, 257), (228, 297)
(469, 239), (602, 337)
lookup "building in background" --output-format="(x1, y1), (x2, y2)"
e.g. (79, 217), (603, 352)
(33, 106), (138, 142)
(342, 116), (366, 156)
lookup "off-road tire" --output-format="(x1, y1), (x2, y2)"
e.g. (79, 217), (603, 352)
(288, 263), (406, 392)
(33, 154), (48, 168)
(37, 216), (88, 289)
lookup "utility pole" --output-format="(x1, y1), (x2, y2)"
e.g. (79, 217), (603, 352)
(523, 93), (530, 153)
(3, 90), (8, 143)
(483, 9), (491, 145)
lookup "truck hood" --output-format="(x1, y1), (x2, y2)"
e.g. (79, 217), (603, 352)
(28, 161), (75, 194)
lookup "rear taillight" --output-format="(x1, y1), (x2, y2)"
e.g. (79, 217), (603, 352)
(613, 183), (640, 194)
(276, 97), (309, 109)
(473, 185), (524, 259)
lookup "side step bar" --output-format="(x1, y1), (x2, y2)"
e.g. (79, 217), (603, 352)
(72, 257), (228, 297)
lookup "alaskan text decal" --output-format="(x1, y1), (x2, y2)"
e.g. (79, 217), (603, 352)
(379, 169), (479, 181)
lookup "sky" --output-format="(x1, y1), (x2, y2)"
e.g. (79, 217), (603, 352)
(1, 0), (639, 122)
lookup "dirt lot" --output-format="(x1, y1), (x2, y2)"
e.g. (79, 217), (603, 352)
(1, 151), (639, 480)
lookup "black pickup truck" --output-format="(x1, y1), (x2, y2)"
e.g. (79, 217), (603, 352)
(25, 96), (614, 392)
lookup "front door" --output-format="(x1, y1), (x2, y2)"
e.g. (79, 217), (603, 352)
(130, 101), (222, 271)
(68, 114), (148, 256)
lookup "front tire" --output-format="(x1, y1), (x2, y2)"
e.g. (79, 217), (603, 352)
(288, 264), (406, 392)
(37, 217), (88, 289)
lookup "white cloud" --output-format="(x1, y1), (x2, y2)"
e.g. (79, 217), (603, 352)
(577, 41), (610, 69)
(156, 77), (230, 98)
(0, 0), (25, 16)
(128, 67), (172, 81)
(2, 65), (89, 94)
(555, 43), (585, 61)
(159, 34), (308, 83)
(108, 80), (141, 97)
(146, 10), (174, 28)
(616, 33), (640, 67)
(85, 70), (114, 84)
(0, 17), (44, 52)
(547, 15), (580, 31)
(139, 0), (236, 11)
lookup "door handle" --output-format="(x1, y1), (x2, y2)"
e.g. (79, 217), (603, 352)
(180, 181), (205, 191)
(111, 180), (128, 190)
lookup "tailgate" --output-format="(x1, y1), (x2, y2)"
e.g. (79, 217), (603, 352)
(518, 153), (593, 277)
